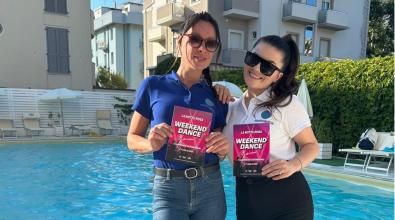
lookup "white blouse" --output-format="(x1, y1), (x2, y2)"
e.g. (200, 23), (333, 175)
(224, 89), (311, 162)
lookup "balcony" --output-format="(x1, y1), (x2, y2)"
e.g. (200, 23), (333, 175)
(148, 26), (166, 42)
(318, 9), (348, 31)
(222, 49), (246, 67)
(156, 2), (184, 26)
(282, 1), (318, 24)
(97, 41), (108, 51)
(223, 0), (259, 20)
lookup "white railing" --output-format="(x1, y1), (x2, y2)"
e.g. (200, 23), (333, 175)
(0, 88), (135, 136)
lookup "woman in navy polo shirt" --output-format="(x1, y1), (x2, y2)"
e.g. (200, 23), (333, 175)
(127, 12), (230, 220)
(224, 35), (320, 220)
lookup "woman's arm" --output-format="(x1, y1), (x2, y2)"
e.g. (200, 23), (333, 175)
(292, 127), (320, 170)
(262, 127), (319, 180)
(127, 111), (172, 154)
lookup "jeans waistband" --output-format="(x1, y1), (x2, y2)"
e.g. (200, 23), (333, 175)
(154, 164), (220, 180)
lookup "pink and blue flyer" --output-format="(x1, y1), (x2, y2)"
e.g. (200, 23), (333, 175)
(165, 106), (212, 166)
(233, 123), (270, 176)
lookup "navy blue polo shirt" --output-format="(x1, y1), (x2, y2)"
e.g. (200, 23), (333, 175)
(132, 71), (228, 170)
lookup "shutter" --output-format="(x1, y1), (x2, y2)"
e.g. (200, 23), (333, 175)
(46, 27), (58, 72)
(58, 29), (70, 73)
(57, 0), (68, 14)
(44, 0), (56, 12)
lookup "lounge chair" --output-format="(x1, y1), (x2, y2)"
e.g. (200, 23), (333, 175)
(0, 119), (17, 139)
(23, 113), (45, 137)
(96, 110), (116, 135)
(70, 124), (92, 136)
(339, 131), (394, 175)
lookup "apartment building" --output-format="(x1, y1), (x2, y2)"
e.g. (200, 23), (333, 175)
(143, 0), (369, 76)
(92, 2), (144, 90)
(261, 0), (370, 63)
(0, 0), (94, 90)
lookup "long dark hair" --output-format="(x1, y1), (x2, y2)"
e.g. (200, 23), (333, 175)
(173, 12), (222, 98)
(253, 34), (299, 110)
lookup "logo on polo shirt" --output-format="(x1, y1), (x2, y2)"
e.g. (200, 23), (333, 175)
(261, 110), (272, 119)
(205, 98), (215, 107)
(254, 110), (272, 123)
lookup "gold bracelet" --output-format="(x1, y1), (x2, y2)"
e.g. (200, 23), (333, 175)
(294, 155), (303, 171)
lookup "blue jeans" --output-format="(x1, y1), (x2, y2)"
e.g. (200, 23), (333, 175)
(152, 169), (226, 220)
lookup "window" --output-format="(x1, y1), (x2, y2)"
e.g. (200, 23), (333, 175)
(96, 57), (98, 67)
(322, 0), (333, 10)
(110, 29), (113, 41)
(304, 25), (314, 56)
(319, 38), (330, 57)
(191, 0), (200, 5)
(306, 0), (316, 6)
(46, 27), (70, 73)
(228, 30), (244, 50)
(44, 0), (68, 14)
(104, 54), (107, 68)
(111, 52), (114, 65)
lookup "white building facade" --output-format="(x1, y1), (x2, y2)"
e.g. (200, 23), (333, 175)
(92, 2), (144, 90)
(259, 0), (370, 63)
(0, 0), (94, 90)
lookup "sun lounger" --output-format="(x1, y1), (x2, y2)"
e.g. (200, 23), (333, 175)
(70, 124), (92, 136)
(23, 113), (45, 137)
(96, 110), (117, 135)
(0, 119), (17, 139)
(339, 131), (394, 175)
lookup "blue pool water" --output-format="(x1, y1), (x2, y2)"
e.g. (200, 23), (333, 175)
(0, 141), (393, 220)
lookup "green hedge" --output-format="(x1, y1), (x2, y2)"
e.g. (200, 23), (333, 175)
(211, 56), (394, 154)
(211, 69), (246, 91)
(298, 56), (394, 153)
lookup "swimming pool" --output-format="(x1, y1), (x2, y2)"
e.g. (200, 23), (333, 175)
(0, 141), (393, 220)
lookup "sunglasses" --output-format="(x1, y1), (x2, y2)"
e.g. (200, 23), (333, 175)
(244, 51), (282, 76)
(183, 34), (219, 52)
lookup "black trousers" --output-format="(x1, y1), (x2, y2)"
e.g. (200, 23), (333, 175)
(236, 172), (313, 220)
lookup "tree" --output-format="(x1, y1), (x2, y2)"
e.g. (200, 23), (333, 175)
(96, 67), (128, 89)
(155, 55), (180, 75)
(367, 0), (394, 57)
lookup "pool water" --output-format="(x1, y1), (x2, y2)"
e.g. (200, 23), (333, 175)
(0, 141), (393, 220)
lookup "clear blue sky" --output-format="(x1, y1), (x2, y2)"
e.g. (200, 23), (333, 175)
(90, 0), (142, 10)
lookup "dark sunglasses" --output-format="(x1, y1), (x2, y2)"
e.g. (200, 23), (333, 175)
(183, 34), (219, 52)
(244, 51), (282, 76)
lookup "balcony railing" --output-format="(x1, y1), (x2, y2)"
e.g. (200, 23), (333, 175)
(282, 1), (318, 24)
(223, 0), (259, 20)
(148, 26), (166, 42)
(156, 2), (184, 26)
(318, 9), (348, 31)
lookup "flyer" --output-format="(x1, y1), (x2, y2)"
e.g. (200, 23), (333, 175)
(233, 123), (270, 176)
(165, 106), (212, 166)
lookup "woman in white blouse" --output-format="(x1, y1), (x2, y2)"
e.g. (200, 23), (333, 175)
(224, 34), (320, 220)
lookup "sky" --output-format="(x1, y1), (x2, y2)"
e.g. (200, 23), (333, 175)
(90, 0), (143, 10)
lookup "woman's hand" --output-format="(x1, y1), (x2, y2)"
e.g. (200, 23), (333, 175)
(214, 84), (234, 104)
(205, 132), (230, 158)
(147, 123), (172, 152)
(261, 158), (301, 181)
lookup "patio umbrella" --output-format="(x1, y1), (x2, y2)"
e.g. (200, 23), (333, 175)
(213, 81), (244, 98)
(39, 88), (82, 136)
(297, 79), (313, 118)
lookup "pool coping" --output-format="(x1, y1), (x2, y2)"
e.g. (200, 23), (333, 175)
(304, 166), (394, 191)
